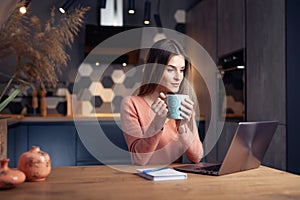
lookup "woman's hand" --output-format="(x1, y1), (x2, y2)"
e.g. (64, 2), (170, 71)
(178, 97), (194, 125)
(151, 92), (168, 118)
(175, 97), (194, 134)
(175, 97), (196, 148)
(150, 92), (168, 130)
(176, 96), (194, 137)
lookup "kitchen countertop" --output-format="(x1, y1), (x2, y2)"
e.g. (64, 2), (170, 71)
(1, 113), (205, 126)
(1, 113), (121, 126)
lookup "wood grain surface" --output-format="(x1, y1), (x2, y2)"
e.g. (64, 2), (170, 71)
(1, 164), (300, 200)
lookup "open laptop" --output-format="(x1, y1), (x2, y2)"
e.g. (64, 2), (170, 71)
(174, 121), (278, 176)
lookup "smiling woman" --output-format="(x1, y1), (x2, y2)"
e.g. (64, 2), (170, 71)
(160, 55), (185, 94)
(120, 39), (203, 166)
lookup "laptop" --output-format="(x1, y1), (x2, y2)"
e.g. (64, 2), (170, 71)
(174, 121), (279, 176)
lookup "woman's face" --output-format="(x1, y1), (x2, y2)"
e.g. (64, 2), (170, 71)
(158, 54), (185, 93)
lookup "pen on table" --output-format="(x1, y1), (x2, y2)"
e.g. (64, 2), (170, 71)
(142, 166), (169, 173)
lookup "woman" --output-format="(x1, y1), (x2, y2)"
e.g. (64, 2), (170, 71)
(120, 39), (203, 165)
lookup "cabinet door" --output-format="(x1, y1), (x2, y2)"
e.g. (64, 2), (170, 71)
(186, 0), (217, 62)
(28, 124), (76, 166)
(76, 121), (131, 165)
(246, 0), (285, 170)
(186, 0), (218, 161)
(7, 124), (28, 168)
(76, 136), (101, 166)
(218, 0), (245, 56)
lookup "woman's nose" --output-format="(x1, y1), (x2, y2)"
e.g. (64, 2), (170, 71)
(174, 70), (181, 80)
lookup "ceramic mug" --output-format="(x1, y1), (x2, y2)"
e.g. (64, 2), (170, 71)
(166, 94), (188, 119)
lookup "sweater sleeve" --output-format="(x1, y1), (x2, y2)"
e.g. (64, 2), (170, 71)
(183, 120), (204, 163)
(120, 96), (164, 165)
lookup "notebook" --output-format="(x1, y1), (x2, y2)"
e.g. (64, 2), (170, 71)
(136, 167), (187, 181)
(174, 121), (278, 176)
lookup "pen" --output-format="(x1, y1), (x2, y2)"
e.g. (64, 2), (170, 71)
(142, 166), (169, 173)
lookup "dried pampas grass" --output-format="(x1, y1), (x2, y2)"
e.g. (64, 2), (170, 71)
(0, 0), (90, 96)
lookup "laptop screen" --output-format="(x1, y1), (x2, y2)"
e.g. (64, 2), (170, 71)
(174, 121), (278, 176)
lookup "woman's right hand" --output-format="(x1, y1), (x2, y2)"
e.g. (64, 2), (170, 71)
(151, 92), (168, 117)
(150, 92), (168, 130)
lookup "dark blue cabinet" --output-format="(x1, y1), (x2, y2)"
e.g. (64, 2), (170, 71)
(7, 124), (28, 168)
(75, 121), (131, 165)
(7, 120), (130, 167)
(28, 124), (77, 166)
(76, 136), (101, 166)
(8, 120), (204, 167)
(8, 122), (78, 167)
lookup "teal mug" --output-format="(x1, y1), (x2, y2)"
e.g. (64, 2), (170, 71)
(166, 94), (188, 119)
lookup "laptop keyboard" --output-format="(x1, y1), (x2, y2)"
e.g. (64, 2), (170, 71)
(195, 164), (221, 172)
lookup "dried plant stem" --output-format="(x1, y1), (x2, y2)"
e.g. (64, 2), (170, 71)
(0, 72), (31, 86)
(0, 72), (16, 101)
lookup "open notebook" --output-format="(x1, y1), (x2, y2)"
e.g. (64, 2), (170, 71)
(175, 121), (278, 176)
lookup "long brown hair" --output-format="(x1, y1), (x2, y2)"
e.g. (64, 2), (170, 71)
(138, 39), (191, 96)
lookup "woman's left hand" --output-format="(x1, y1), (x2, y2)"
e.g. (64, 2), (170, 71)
(179, 97), (194, 124)
(175, 97), (194, 135)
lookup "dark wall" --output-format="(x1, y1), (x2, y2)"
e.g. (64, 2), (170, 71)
(287, 0), (300, 174)
(12, 0), (199, 84)
(246, 0), (286, 170)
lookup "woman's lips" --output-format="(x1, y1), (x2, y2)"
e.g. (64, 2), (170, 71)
(171, 83), (180, 87)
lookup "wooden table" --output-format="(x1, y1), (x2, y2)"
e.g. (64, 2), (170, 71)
(1, 165), (300, 200)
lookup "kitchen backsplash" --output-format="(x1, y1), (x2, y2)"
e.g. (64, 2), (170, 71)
(1, 63), (244, 119)
(1, 62), (142, 116)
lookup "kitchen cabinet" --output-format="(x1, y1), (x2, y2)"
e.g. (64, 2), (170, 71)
(186, 0), (217, 62)
(186, 0), (218, 162)
(7, 120), (131, 167)
(76, 137), (101, 166)
(28, 123), (77, 166)
(7, 124), (27, 167)
(76, 121), (130, 166)
(7, 122), (92, 167)
(8, 122), (78, 167)
(246, 0), (286, 170)
(186, 0), (285, 171)
(186, 0), (246, 58)
(217, 0), (245, 57)
(8, 119), (206, 167)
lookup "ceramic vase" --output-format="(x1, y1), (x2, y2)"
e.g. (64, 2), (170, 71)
(0, 159), (25, 189)
(18, 146), (51, 182)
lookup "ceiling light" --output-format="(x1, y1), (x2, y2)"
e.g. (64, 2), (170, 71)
(143, 1), (151, 25)
(19, 0), (31, 14)
(128, 0), (135, 14)
(59, 0), (74, 14)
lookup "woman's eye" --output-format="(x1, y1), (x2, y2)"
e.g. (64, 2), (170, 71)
(167, 68), (174, 72)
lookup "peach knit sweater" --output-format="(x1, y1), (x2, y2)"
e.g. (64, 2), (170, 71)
(120, 95), (203, 165)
